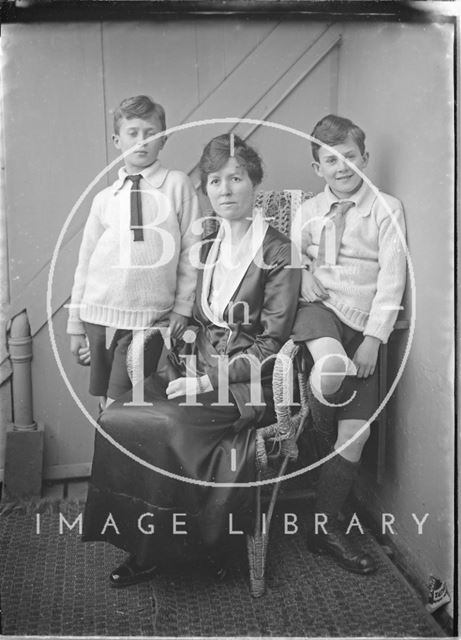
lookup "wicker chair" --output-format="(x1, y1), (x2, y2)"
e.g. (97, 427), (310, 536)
(244, 190), (313, 597)
(128, 189), (314, 597)
(246, 337), (311, 597)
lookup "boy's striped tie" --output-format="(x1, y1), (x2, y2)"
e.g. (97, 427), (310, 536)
(127, 174), (144, 241)
(317, 200), (354, 266)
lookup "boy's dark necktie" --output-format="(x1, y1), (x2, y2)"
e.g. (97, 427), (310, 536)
(127, 174), (144, 241)
(317, 200), (354, 266)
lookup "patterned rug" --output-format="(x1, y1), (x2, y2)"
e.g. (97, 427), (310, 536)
(0, 499), (444, 637)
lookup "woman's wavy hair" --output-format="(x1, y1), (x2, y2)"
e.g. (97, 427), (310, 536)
(199, 134), (264, 193)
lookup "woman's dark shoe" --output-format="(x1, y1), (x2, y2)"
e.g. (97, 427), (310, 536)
(109, 555), (157, 588)
(307, 517), (377, 575)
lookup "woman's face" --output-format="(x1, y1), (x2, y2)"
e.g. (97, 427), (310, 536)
(206, 157), (256, 222)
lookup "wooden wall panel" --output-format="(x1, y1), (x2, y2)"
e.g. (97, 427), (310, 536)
(162, 22), (330, 179)
(3, 19), (342, 478)
(230, 25), (341, 194)
(250, 49), (340, 193)
(338, 21), (455, 605)
(33, 305), (97, 476)
(101, 20), (277, 180)
(2, 23), (107, 476)
(195, 18), (276, 103)
(101, 21), (199, 183)
(3, 23), (107, 308)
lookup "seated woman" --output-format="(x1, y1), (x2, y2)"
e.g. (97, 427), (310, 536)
(82, 133), (301, 587)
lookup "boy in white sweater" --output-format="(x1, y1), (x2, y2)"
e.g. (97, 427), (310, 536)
(68, 95), (200, 409)
(292, 114), (406, 574)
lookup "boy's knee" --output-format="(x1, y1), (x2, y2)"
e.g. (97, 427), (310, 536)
(311, 354), (348, 398)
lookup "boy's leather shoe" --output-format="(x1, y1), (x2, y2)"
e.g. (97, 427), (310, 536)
(307, 517), (377, 575)
(109, 555), (157, 588)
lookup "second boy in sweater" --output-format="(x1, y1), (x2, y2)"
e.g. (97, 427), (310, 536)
(68, 95), (200, 409)
(292, 114), (407, 574)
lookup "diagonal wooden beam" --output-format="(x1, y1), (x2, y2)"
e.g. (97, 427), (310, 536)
(231, 24), (342, 141)
(162, 21), (331, 172)
(187, 24), (342, 188)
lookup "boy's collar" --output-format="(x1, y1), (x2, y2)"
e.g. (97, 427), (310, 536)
(323, 181), (377, 217)
(113, 160), (169, 191)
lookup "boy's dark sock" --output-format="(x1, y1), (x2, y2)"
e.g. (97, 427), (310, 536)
(309, 451), (376, 574)
(315, 450), (358, 517)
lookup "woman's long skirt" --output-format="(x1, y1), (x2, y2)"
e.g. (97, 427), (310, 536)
(82, 374), (273, 567)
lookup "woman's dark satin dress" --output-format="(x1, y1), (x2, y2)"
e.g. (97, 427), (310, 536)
(82, 224), (301, 567)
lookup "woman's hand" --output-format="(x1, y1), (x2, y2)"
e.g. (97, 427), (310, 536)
(301, 269), (329, 302)
(353, 335), (381, 378)
(166, 376), (213, 400)
(70, 334), (91, 366)
(168, 312), (188, 341)
(166, 377), (189, 399)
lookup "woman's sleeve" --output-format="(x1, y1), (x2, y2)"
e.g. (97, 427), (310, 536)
(207, 241), (302, 387)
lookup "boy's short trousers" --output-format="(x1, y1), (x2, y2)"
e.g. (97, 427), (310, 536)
(291, 301), (379, 422)
(84, 322), (164, 400)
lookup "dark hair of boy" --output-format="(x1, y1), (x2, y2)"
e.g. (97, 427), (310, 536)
(311, 114), (366, 162)
(113, 95), (167, 134)
(199, 133), (264, 194)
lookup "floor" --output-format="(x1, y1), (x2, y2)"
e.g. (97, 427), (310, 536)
(0, 478), (448, 638)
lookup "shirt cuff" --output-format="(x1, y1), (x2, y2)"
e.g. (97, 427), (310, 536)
(199, 375), (213, 393)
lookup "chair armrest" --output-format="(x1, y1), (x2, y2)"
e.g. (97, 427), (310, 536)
(255, 340), (310, 473)
(271, 339), (307, 440)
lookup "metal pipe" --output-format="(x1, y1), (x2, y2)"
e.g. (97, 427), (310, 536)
(0, 44), (12, 388)
(8, 310), (36, 431)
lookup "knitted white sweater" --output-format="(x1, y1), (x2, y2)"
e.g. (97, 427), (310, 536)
(293, 182), (407, 343)
(67, 162), (200, 335)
